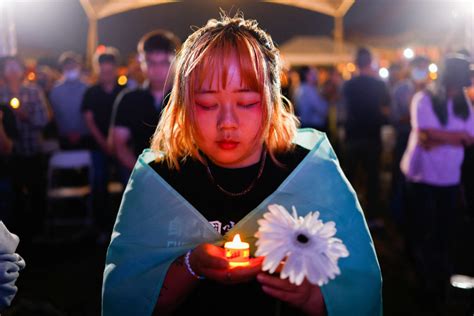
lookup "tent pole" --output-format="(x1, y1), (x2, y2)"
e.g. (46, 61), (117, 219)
(334, 16), (344, 57)
(0, 0), (17, 57)
(87, 17), (98, 69)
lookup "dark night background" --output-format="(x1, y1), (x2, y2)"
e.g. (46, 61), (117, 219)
(12, 0), (471, 59)
(2, 1), (473, 315)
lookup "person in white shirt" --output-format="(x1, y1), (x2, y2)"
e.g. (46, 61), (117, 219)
(400, 54), (474, 306)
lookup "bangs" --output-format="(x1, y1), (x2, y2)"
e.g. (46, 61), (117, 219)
(190, 32), (264, 93)
(151, 15), (298, 170)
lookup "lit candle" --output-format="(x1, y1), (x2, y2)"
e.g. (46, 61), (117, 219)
(224, 234), (249, 267)
(9, 98), (20, 109)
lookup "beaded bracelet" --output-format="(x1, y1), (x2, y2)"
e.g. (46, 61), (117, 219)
(185, 250), (205, 280)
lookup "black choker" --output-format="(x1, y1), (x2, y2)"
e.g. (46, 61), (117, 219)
(204, 148), (267, 197)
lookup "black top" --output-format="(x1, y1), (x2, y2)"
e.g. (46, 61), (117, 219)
(150, 145), (310, 315)
(81, 83), (125, 138)
(0, 103), (18, 178)
(342, 75), (390, 141)
(114, 85), (168, 157)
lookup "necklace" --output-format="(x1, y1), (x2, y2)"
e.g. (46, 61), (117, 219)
(204, 147), (267, 197)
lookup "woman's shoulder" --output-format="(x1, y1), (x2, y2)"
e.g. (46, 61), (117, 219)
(412, 90), (434, 110)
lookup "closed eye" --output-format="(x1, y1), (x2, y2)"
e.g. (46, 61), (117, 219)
(195, 102), (217, 110)
(238, 102), (259, 108)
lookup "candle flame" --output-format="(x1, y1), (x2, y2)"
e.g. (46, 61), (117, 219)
(233, 234), (242, 243)
(10, 98), (20, 109)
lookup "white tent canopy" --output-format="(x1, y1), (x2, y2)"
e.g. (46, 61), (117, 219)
(78, 0), (354, 64)
(279, 36), (356, 66)
(79, 0), (354, 19)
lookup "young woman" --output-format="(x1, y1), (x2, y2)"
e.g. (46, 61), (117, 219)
(103, 15), (381, 316)
(401, 55), (474, 302)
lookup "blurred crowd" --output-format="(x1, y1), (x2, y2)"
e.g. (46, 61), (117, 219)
(0, 28), (473, 314)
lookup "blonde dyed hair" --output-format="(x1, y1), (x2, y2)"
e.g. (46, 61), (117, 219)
(151, 14), (299, 169)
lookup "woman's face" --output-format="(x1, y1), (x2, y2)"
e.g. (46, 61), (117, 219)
(193, 53), (264, 168)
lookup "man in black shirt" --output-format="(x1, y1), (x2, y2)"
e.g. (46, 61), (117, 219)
(342, 47), (390, 222)
(111, 30), (181, 182)
(82, 48), (125, 238)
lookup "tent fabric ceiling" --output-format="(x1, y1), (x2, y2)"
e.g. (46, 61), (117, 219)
(79, 0), (354, 19)
(279, 36), (356, 65)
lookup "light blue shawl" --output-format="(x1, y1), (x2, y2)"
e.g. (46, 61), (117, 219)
(102, 129), (382, 316)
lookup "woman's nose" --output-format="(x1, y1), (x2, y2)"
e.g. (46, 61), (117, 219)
(217, 104), (238, 129)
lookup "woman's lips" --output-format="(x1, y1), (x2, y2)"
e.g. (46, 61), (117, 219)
(217, 141), (239, 150)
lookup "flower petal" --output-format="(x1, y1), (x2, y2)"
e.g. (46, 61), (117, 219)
(255, 204), (349, 287)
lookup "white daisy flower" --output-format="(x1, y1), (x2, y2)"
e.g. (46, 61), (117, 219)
(255, 204), (349, 286)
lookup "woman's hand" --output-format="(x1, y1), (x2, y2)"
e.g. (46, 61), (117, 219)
(189, 243), (263, 284)
(257, 273), (326, 316)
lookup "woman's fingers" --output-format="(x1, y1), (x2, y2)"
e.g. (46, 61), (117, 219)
(191, 244), (228, 272)
(257, 273), (298, 292)
(190, 244), (266, 284)
(258, 273), (312, 305)
(201, 256), (264, 284)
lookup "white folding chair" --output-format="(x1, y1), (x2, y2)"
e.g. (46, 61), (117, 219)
(45, 150), (94, 240)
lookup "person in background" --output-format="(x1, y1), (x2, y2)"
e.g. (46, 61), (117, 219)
(49, 51), (90, 150)
(81, 47), (126, 241)
(460, 52), (474, 220)
(294, 66), (329, 133)
(342, 47), (390, 226)
(400, 55), (474, 307)
(0, 56), (49, 251)
(389, 56), (431, 225)
(35, 65), (59, 97)
(124, 54), (143, 90)
(0, 102), (17, 226)
(111, 30), (181, 184)
(321, 68), (344, 154)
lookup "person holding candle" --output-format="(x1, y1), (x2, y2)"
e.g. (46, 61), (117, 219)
(0, 56), (50, 251)
(103, 13), (382, 316)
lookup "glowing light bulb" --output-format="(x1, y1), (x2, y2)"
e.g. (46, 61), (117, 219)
(403, 48), (414, 59)
(117, 75), (128, 86)
(27, 72), (36, 81)
(379, 67), (389, 79)
(346, 63), (356, 72)
(428, 63), (438, 73)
